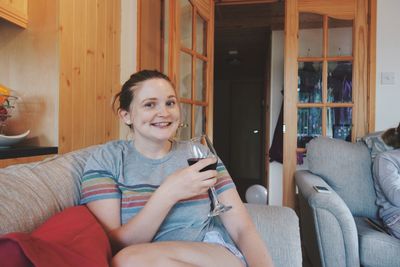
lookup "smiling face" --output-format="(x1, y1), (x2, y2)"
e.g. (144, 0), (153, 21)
(120, 78), (180, 145)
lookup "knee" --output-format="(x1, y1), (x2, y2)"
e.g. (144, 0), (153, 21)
(111, 247), (140, 267)
(110, 246), (165, 267)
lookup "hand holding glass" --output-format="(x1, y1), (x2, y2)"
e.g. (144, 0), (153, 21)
(188, 135), (232, 217)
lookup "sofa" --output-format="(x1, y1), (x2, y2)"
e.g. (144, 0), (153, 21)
(296, 137), (400, 267)
(0, 145), (302, 267)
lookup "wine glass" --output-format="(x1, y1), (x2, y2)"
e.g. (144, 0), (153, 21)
(188, 134), (232, 217)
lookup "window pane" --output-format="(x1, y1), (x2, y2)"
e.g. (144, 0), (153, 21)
(299, 13), (323, 57)
(327, 107), (352, 141)
(298, 62), (322, 103)
(180, 0), (192, 49)
(194, 105), (205, 137)
(196, 14), (206, 55)
(328, 18), (353, 57)
(179, 103), (191, 140)
(297, 108), (322, 148)
(327, 61), (352, 103)
(179, 52), (192, 99)
(195, 59), (206, 101)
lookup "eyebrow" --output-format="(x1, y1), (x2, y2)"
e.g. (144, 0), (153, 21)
(140, 95), (177, 104)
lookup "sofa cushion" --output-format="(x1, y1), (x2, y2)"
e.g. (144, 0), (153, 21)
(355, 217), (400, 267)
(362, 131), (393, 161)
(306, 137), (378, 219)
(0, 146), (97, 234)
(0, 205), (111, 267)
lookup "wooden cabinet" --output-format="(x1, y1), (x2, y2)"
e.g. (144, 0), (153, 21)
(0, 0), (28, 28)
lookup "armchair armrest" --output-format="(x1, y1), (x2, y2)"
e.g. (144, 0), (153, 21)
(245, 204), (302, 267)
(295, 170), (359, 267)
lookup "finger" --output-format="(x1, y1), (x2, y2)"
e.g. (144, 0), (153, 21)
(198, 170), (217, 180)
(201, 177), (217, 189)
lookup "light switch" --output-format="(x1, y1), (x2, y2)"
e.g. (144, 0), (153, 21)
(381, 72), (395, 85)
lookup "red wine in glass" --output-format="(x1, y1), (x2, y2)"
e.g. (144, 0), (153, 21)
(187, 158), (217, 171)
(188, 135), (232, 217)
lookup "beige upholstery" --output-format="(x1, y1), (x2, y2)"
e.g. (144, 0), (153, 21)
(0, 145), (302, 267)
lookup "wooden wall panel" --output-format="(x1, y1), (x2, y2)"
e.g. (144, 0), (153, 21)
(137, 0), (161, 71)
(59, 0), (120, 154)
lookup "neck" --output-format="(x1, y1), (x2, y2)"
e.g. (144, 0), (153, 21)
(134, 138), (172, 159)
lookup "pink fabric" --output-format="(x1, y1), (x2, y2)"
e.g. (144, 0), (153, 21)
(0, 206), (111, 267)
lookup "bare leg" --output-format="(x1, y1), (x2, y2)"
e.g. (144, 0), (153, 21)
(111, 241), (244, 267)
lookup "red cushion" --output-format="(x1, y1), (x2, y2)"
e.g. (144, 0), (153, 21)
(0, 206), (111, 267)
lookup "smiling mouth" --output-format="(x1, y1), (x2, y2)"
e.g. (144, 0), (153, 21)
(151, 122), (173, 128)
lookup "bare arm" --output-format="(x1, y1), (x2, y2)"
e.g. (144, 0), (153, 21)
(219, 189), (274, 267)
(86, 157), (218, 251)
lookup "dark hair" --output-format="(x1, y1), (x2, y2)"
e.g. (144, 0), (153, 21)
(382, 122), (400, 149)
(112, 69), (173, 113)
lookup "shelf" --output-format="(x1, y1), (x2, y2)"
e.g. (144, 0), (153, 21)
(0, 146), (58, 160)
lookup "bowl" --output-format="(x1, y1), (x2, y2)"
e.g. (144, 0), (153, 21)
(0, 130), (30, 148)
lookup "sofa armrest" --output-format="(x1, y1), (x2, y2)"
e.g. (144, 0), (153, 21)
(295, 170), (359, 267)
(245, 204), (302, 267)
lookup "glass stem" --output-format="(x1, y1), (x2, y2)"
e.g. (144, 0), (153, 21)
(210, 186), (220, 207)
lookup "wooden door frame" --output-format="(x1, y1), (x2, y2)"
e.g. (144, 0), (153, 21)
(283, 0), (376, 208)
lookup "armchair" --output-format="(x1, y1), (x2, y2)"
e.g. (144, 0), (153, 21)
(296, 137), (400, 267)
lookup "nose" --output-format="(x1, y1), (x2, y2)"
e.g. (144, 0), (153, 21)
(157, 104), (170, 116)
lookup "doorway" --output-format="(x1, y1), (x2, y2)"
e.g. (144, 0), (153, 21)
(213, 2), (284, 202)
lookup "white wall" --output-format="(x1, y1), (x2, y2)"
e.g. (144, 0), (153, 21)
(375, 0), (400, 131)
(119, 0), (138, 140)
(0, 1), (58, 146)
(268, 31), (284, 205)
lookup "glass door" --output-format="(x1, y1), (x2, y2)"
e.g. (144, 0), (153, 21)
(283, 0), (369, 207)
(166, 0), (214, 140)
(297, 14), (354, 150)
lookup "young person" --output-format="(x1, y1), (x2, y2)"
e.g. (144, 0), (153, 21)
(372, 123), (400, 238)
(80, 70), (274, 267)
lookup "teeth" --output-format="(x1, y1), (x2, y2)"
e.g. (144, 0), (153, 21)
(152, 122), (171, 127)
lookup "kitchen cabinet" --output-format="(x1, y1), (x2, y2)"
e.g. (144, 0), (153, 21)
(0, 0), (28, 28)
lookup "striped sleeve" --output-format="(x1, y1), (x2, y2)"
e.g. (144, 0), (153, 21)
(215, 161), (236, 195)
(80, 170), (121, 204)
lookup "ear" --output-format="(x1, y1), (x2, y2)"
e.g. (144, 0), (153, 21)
(119, 109), (132, 125)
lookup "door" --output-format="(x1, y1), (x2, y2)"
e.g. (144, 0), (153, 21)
(214, 80), (266, 201)
(283, 0), (369, 207)
(167, 0), (215, 139)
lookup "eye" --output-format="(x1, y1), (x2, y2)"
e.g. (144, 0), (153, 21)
(144, 102), (156, 109)
(166, 100), (176, 107)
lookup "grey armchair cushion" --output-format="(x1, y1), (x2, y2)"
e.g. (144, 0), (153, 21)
(306, 137), (378, 219)
(355, 217), (400, 267)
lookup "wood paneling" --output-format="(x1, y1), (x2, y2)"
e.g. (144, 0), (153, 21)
(137, 0), (162, 71)
(283, 0), (299, 208)
(59, 0), (120, 154)
(0, 0), (27, 28)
